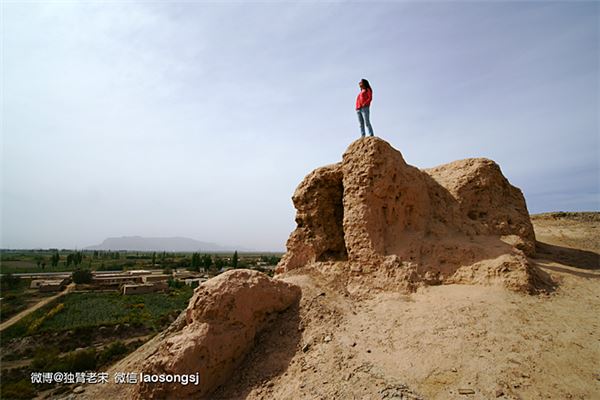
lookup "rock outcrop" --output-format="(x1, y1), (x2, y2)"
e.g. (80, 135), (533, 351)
(426, 158), (536, 256)
(277, 137), (548, 293)
(134, 269), (300, 399)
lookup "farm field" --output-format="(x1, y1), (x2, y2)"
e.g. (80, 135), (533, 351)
(1, 288), (193, 342)
(0, 287), (194, 399)
(0, 278), (57, 323)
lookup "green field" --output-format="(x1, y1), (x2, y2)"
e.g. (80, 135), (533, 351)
(0, 278), (29, 322)
(2, 287), (193, 342)
(0, 287), (195, 399)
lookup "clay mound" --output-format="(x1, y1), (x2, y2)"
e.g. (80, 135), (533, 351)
(426, 158), (536, 256)
(277, 137), (550, 293)
(133, 269), (300, 399)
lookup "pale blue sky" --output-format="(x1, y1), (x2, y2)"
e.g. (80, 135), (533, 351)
(2, 1), (598, 250)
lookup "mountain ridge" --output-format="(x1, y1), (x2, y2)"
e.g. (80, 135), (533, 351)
(85, 236), (251, 252)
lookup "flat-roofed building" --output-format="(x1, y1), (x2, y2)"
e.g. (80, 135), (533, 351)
(173, 271), (195, 280)
(28, 274), (70, 281)
(38, 280), (66, 292)
(32, 277), (70, 289)
(122, 281), (168, 295)
(142, 274), (169, 283)
(127, 270), (150, 276)
(122, 284), (154, 295)
(30, 279), (45, 289)
(93, 276), (143, 286)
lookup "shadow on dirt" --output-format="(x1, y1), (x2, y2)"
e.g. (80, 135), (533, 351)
(535, 241), (600, 271)
(212, 300), (302, 399)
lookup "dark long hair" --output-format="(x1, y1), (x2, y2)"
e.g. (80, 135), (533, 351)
(361, 78), (372, 92)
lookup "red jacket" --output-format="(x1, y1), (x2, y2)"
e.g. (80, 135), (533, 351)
(356, 88), (372, 110)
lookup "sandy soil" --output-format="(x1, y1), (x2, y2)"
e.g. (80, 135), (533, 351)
(531, 212), (600, 254)
(78, 212), (600, 400)
(213, 213), (600, 400)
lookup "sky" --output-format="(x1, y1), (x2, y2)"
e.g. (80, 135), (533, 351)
(1, 1), (598, 251)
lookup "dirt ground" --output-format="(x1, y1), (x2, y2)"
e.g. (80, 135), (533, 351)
(79, 212), (599, 400)
(531, 212), (599, 254)
(213, 212), (600, 400)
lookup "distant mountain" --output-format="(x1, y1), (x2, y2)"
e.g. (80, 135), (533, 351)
(85, 236), (249, 252)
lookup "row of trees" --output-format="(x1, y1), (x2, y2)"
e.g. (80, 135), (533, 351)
(193, 251), (238, 271)
(155, 251), (240, 272)
(26, 250), (276, 272)
(65, 252), (84, 267)
(34, 251), (87, 269)
(190, 253), (214, 270)
(30, 251), (124, 270)
(90, 251), (121, 260)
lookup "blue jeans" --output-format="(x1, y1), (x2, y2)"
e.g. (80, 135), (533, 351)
(357, 106), (374, 137)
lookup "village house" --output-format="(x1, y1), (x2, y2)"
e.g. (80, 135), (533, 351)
(92, 275), (143, 286)
(126, 270), (150, 276)
(122, 281), (168, 295)
(142, 274), (169, 283)
(31, 277), (70, 292)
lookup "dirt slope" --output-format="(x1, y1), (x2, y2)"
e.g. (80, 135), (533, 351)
(212, 212), (599, 400)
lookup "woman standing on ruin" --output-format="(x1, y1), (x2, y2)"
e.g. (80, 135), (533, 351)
(356, 78), (374, 138)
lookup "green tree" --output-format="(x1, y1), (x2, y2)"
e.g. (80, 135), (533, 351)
(51, 252), (60, 267)
(201, 254), (212, 270)
(72, 269), (93, 284)
(1, 273), (20, 289)
(214, 255), (225, 270)
(167, 277), (183, 288)
(31, 347), (60, 370)
(232, 251), (239, 269)
(191, 253), (200, 271)
(177, 257), (190, 269)
(99, 341), (127, 365)
(151, 252), (156, 267)
(260, 255), (281, 265)
(77, 251), (83, 265)
(67, 348), (97, 371)
(1, 379), (36, 399)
